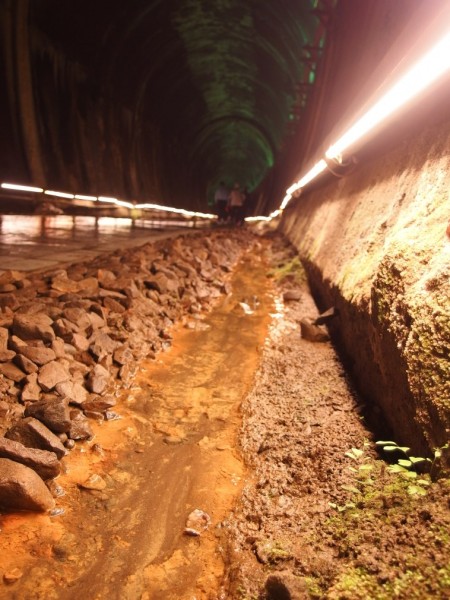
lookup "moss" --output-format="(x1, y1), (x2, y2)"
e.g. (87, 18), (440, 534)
(303, 575), (325, 598)
(321, 445), (450, 599)
(328, 567), (379, 599)
(268, 256), (307, 285)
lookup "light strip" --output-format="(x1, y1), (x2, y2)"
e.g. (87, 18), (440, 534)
(1, 183), (43, 193)
(279, 159), (327, 211)
(98, 196), (133, 208)
(75, 194), (97, 201)
(44, 190), (74, 199)
(135, 202), (216, 219)
(256, 25), (450, 225)
(326, 30), (450, 160)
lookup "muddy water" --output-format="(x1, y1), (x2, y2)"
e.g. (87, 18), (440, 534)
(0, 250), (273, 600)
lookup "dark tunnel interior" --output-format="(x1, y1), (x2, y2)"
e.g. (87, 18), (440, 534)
(0, 0), (331, 213)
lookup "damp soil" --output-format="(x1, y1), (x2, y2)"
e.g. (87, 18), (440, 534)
(1, 233), (449, 600)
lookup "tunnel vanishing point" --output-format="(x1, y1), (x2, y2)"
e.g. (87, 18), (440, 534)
(1, 0), (449, 461)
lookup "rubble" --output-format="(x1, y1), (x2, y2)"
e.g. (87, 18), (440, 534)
(0, 230), (249, 513)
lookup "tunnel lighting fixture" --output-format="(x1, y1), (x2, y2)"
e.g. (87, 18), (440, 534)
(280, 159), (327, 212)
(245, 215), (271, 222)
(98, 196), (119, 203)
(98, 196), (133, 208)
(325, 29), (450, 160)
(135, 202), (216, 219)
(44, 190), (75, 199)
(1, 182), (44, 193)
(275, 27), (450, 223)
(74, 194), (97, 201)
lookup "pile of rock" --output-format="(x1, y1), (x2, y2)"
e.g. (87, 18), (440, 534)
(0, 230), (249, 512)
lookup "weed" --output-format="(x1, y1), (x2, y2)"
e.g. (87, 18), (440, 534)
(268, 257), (306, 284)
(376, 440), (449, 492)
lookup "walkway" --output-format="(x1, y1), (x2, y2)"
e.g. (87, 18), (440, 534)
(0, 215), (201, 274)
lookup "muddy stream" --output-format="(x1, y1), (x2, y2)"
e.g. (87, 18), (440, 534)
(0, 252), (273, 600)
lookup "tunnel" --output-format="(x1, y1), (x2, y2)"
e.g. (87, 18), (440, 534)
(0, 1), (449, 598)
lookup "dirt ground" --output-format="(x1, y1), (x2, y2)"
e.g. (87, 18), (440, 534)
(220, 234), (450, 600)
(0, 231), (449, 599)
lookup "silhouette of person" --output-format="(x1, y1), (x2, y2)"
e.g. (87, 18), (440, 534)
(214, 181), (229, 224)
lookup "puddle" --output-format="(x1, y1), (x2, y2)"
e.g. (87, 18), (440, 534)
(0, 248), (273, 599)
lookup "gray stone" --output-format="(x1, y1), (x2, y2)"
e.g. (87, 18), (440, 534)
(0, 349), (15, 362)
(21, 373), (41, 403)
(62, 307), (92, 331)
(0, 327), (9, 351)
(68, 411), (93, 441)
(89, 332), (120, 361)
(113, 345), (133, 365)
(283, 289), (302, 301)
(51, 337), (67, 358)
(55, 380), (88, 406)
(24, 397), (71, 433)
(0, 438), (60, 480)
(82, 396), (116, 412)
(51, 272), (79, 293)
(77, 277), (99, 296)
(8, 335), (26, 352)
(0, 458), (55, 512)
(70, 332), (90, 352)
(87, 311), (106, 330)
(300, 318), (330, 343)
(0, 294), (19, 310)
(14, 353), (38, 374)
(18, 345), (57, 366)
(52, 318), (78, 341)
(5, 417), (67, 459)
(0, 400), (9, 418)
(0, 361), (27, 383)
(103, 297), (126, 313)
(38, 361), (70, 392)
(12, 313), (55, 343)
(97, 269), (116, 286)
(86, 364), (110, 394)
(0, 270), (23, 285)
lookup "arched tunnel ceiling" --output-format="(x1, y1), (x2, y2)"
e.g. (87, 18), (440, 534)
(31, 0), (325, 205)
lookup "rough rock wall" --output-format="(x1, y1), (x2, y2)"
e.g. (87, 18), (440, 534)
(280, 120), (450, 457)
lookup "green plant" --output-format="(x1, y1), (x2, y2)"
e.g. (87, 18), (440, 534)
(375, 440), (436, 495)
(268, 257), (306, 284)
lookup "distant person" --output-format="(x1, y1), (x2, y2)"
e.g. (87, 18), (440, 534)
(242, 186), (251, 219)
(228, 182), (245, 226)
(214, 181), (229, 224)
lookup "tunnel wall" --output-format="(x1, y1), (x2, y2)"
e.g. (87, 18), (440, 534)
(0, 0), (188, 205)
(279, 0), (450, 457)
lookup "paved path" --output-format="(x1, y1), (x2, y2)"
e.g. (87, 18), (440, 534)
(0, 215), (203, 273)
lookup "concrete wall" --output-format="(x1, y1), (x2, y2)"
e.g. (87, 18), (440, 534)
(280, 109), (450, 457)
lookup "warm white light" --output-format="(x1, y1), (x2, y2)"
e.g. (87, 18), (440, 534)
(98, 196), (118, 203)
(75, 194), (97, 201)
(44, 190), (74, 199)
(98, 196), (133, 208)
(135, 202), (215, 219)
(245, 215), (271, 222)
(1, 183), (43, 193)
(280, 194), (292, 210)
(326, 30), (450, 160)
(286, 183), (301, 195)
(297, 159), (327, 188)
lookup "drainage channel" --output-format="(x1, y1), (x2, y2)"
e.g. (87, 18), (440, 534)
(0, 247), (273, 600)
